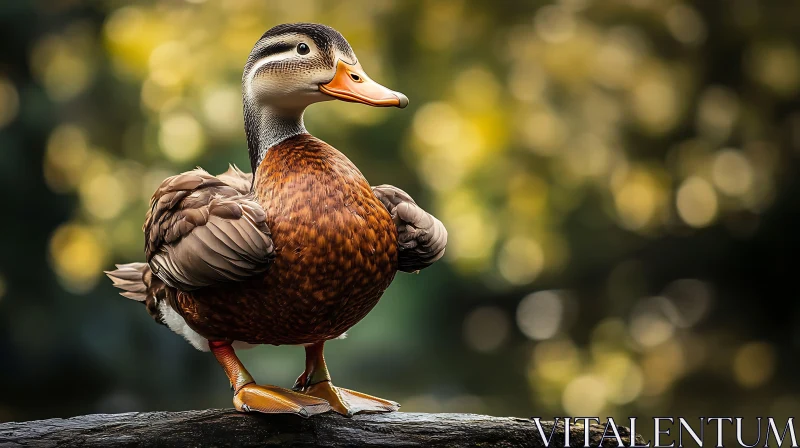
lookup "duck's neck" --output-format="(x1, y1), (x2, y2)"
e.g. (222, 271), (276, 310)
(244, 103), (308, 173)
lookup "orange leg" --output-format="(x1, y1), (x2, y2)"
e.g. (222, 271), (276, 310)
(293, 341), (399, 417)
(209, 341), (331, 417)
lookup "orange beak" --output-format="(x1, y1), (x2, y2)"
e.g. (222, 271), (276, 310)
(320, 60), (408, 108)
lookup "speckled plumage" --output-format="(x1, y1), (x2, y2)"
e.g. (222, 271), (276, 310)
(168, 134), (398, 345)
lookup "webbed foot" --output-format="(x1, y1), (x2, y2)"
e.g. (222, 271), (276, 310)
(234, 383), (331, 417)
(293, 341), (399, 417)
(296, 380), (399, 417)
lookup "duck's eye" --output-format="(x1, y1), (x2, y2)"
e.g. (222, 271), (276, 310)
(297, 43), (310, 55)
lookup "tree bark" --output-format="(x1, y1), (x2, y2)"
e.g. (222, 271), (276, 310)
(0, 410), (646, 447)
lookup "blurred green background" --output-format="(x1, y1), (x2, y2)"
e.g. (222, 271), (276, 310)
(1, 0), (799, 441)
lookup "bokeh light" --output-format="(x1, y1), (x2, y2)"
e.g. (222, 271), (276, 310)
(629, 297), (676, 349)
(0, 77), (19, 129)
(498, 237), (545, 285)
(530, 338), (580, 384)
(733, 342), (777, 389)
(49, 224), (107, 293)
(516, 290), (564, 341)
(463, 306), (510, 353)
(676, 176), (718, 228)
(562, 375), (607, 416)
(159, 113), (206, 162)
(711, 149), (754, 197)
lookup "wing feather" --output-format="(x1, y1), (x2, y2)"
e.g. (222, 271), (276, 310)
(372, 184), (447, 272)
(145, 167), (274, 290)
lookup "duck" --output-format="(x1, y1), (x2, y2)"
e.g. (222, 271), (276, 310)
(105, 23), (447, 417)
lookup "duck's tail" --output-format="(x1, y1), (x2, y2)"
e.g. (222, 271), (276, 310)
(105, 262), (166, 325)
(105, 262), (150, 301)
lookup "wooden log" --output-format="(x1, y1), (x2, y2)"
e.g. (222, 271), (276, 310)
(0, 409), (645, 447)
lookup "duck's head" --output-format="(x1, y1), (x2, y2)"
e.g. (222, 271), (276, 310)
(243, 23), (408, 113)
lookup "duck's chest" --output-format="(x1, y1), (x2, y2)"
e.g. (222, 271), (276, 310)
(176, 136), (398, 344)
(252, 136), (398, 320)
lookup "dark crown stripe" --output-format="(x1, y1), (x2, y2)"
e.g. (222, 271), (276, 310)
(252, 41), (296, 61)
